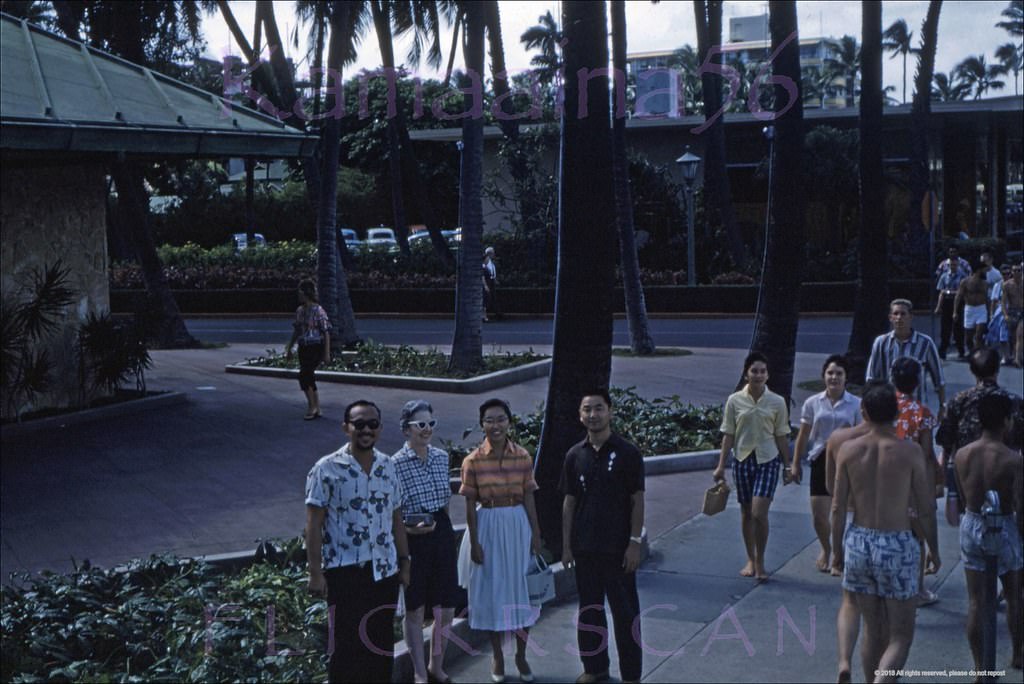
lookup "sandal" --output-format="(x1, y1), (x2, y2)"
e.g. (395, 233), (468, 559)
(304, 412), (317, 421)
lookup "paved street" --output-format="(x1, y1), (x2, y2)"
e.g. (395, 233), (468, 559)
(184, 314), (951, 355)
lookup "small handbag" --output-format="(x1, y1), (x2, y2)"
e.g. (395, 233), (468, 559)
(703, 480), (731, 516)
(526, 554), (555, 606)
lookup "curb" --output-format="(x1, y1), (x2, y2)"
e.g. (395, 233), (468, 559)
(0, 391), (189, 441)
(224, 359), (553, 394)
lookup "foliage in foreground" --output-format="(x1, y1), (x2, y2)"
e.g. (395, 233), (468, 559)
(245, 340), (547, 379)
(1, 546), (327, 683)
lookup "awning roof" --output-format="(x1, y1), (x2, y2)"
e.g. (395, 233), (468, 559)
(0, 13), (316, 158)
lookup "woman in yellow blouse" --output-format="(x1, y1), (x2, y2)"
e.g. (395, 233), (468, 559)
(458, 398), (542, 683)
(712, 352), (796, 581)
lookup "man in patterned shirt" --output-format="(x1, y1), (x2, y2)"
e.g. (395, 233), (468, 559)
(937, 348), (1024, 504)
(305, 400), (411, 683)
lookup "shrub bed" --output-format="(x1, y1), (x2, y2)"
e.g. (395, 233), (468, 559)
(443, 386), (724, 471)
(1, 547), (327, 682)
(244, 341), (547, 380)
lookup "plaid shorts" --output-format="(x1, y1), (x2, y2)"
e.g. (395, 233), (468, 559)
(732, 452), (781, 504)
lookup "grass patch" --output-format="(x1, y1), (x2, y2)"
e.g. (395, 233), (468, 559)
(244, 339), (546, 379)
(611, 347), (693, 357)
(1, 390), (169, 425)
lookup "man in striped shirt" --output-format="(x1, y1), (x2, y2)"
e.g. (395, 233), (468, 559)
(866, 299), (946, 416)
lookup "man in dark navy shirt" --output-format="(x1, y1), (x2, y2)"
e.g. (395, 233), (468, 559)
(560, 389), (646, 684)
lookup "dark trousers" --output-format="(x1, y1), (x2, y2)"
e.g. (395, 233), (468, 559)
(325, 564), (400, 683)
(297, 342), (323, 391)
(483, 277), (500, 317)
(575, 552), (642, 681)
(937, 295), (964, 357)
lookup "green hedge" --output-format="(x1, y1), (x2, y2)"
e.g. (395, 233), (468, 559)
(1, 547), (327, 682)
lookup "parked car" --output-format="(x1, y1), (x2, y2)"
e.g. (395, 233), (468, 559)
(232, 232), (266, 251)
(338, 227), (363, 252)
(365, 226), (399, 253)
(441, 228), (462, 246)
(408, 230), (432, 247)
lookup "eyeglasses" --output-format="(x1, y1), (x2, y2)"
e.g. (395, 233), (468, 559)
(407, 419), (437, 430)
(348, 419), (381, 430)
(482, 416), (509, 425)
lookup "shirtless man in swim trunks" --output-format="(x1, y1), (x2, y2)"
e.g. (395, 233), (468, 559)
(956, 263), (992, 355)
(953, 392), (1023, 672)
(831, 382), (940, 684)
(826, 421), (872, 684)
(1002, 263), (1023, 367)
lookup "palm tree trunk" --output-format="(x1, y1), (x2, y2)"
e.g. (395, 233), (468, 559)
(486, 1), (546, 269)
(318, 1), (359, 349)
(370, 1), (411, 257)
(846, 1), (888, 382)
(907, 1), (942, 235)
(397, 124), (456, 268)
(694, 0), (746, 268)
(535, 0), (618, 556)
(111, 162), (196, 348)
(748, 0), (805, 408)
(612, 0), (655, 355)
(449, 6), (485, 373)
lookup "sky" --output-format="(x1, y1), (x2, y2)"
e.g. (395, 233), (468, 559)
(202, 1), (1023, 100)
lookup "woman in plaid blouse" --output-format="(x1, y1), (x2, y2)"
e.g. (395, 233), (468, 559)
(392, 400), (459, 684)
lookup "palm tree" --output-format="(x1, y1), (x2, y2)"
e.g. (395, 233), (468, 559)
(316, 1), (360, 347)
(51, 1), (198, 348)
(824, 34), (860, 107)
(611, 0), (655, 355)
(368, 0), (412, 256)
(931, 70), (970, 101)
(448, 2), (486, 373)
(846, 0), (887, 382)
(995, 42), (1023, 95)
(693, 0), (745, 268)
(996, 0), (1023, 36)
(882, 18), (916, 104)
(747, 0), (805, 407)
(519, 10), (563, 86)
(667, 44), (702, 113)
(955, 54), (1007, 99)
(907, 0), (942, 240)
(534, 0), (617, 556)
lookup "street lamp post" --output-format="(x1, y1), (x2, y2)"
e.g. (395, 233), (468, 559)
(676, 148), (702, 287)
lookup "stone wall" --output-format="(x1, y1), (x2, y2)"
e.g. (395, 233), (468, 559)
(1, 161), (109, 418)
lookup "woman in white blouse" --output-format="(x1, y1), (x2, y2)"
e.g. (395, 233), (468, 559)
(791, 354), (861, 572)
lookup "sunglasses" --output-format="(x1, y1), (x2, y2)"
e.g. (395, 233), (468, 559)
(407, 419), (437, 430)
(348, 419), (381, 430)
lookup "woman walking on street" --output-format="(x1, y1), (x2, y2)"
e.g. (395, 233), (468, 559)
(392, 400), (460, 684)
(285, 279), (330, 420)
(792, 355), (861, 572)
(713, 352), (796, 581)
(459, 398), (542, 683)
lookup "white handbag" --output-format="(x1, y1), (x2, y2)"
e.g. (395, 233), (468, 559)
(526, 554), (555, 606)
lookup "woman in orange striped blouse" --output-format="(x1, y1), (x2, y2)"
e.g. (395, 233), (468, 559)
(459, 398), (542, 683)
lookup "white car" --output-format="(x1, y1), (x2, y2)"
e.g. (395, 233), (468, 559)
(365, 226), (399, 253)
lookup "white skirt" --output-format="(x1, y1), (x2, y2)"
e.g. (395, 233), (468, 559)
(457, 505), (538, 631)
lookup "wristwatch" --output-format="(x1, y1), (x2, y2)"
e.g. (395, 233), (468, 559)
(629, 535), (643, 544)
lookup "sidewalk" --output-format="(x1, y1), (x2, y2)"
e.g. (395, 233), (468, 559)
(1, 342), (1020, 681)
(444, 480), (1020, 683)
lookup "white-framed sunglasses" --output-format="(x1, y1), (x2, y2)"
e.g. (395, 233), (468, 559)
(407, 419), (437, 430)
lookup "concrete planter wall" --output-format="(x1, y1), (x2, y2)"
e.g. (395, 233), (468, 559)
(111, 280), (931, 315)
